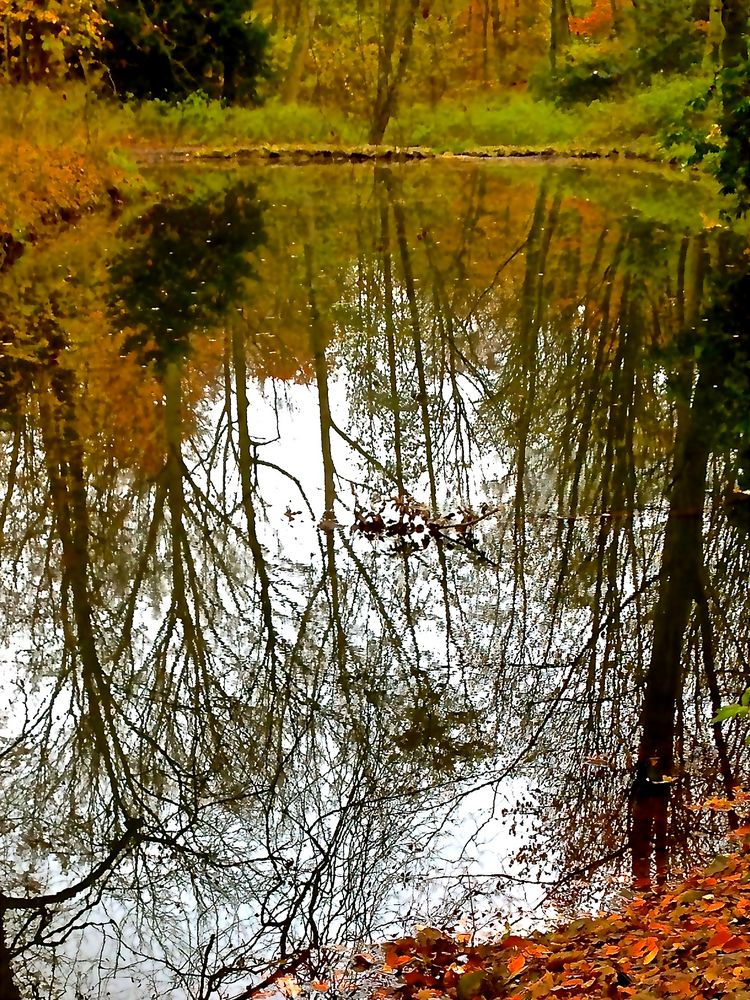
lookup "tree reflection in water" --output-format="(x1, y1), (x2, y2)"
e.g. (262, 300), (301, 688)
(0, 162), (747, 997)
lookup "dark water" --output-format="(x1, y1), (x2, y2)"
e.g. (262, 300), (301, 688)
(1, 160), (749, 998)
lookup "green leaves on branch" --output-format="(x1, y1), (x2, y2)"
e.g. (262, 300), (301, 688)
(712, 688), (750, 732)
(674, 60), (750, 217)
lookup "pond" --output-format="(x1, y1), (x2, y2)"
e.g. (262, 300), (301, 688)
(0, 159), (749, 999)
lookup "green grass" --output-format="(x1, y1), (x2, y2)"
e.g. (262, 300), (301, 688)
(385, 94), (582, 151)
(0, 75), (718, 163)
(106, 93), (368, 147)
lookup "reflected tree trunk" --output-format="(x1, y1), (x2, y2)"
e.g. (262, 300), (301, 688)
(232, 322), (277, 658)
(304, 240), (348, 683)
(632, 235), (713, 888)
(377, 172), (406, 494)
(37, 361), (128, 804)
(0, 914), (21, 1000)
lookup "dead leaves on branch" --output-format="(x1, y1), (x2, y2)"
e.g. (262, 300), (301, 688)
(352, 495), (498, 552)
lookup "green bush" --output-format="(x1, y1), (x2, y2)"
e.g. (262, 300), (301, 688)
(530, 43), (624, 106)
(582, 75), (713, 150)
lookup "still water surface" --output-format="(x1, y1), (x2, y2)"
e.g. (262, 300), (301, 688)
(0, 160), (749, 998)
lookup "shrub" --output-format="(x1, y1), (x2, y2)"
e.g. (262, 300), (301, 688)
(387, 95), (580, 150)
(530, 43), (624, 105)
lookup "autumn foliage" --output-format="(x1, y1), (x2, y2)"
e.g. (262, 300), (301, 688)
(367, 851), (750, 998)
(569, 0), (613, 38)
(267, 834), (750, 1000)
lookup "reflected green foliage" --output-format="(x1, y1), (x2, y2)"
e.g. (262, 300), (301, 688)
(108, 179), (265, 367)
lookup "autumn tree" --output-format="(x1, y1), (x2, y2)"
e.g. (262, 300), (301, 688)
(0, 0), (104, 82)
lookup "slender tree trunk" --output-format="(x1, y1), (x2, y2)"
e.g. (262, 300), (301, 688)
(0, 913), (22, 1000)
(18, 19), (28, 83)
(550, 0), (569, 71)
(303, 238), (348, 684)
(489, 0), (503, 70)
(232, 324), (277, 657)
(609, 0), (622, 35)
(376, 172), (405, 494)
(281, 0), (319, 103)
(481, 0), (490, 81)
(369, 0), (420, 145)
(3, 18), (11, 82)
(721, 0), (749, 66)
(705, 1), (725, 67)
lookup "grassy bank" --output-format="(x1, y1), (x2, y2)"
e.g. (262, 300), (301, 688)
(0, 88), (139, 240)
(2, 75), (714, 157)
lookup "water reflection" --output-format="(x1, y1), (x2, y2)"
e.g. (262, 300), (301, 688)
(0, 161), (748, 998)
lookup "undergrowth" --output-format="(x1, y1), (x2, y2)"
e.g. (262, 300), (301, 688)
(0, 75), (716, 157)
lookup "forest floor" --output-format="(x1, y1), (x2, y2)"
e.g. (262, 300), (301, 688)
(333, 837), (750, 1000)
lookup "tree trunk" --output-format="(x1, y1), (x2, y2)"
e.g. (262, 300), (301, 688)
(609, 0), (622, 35)
(0, 913), (22, 1000)
(489, 0), (503, 70)
(721, 0), (749, 66)
(549, 0), (569, 71)
(705, 1), (724, 67)
(281, 0), (319, 103)
(369, 0), (420, 145)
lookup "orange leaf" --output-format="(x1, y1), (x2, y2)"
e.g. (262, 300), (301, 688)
(707, 925), (733, 950)
(507, 954), (526, 975)
(721, 934), (750, 952)
(630, 936), (658, 958)
(502, 935), (529, 950)
(403, 970), (431, 987)
(666, 978), (696, 995)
